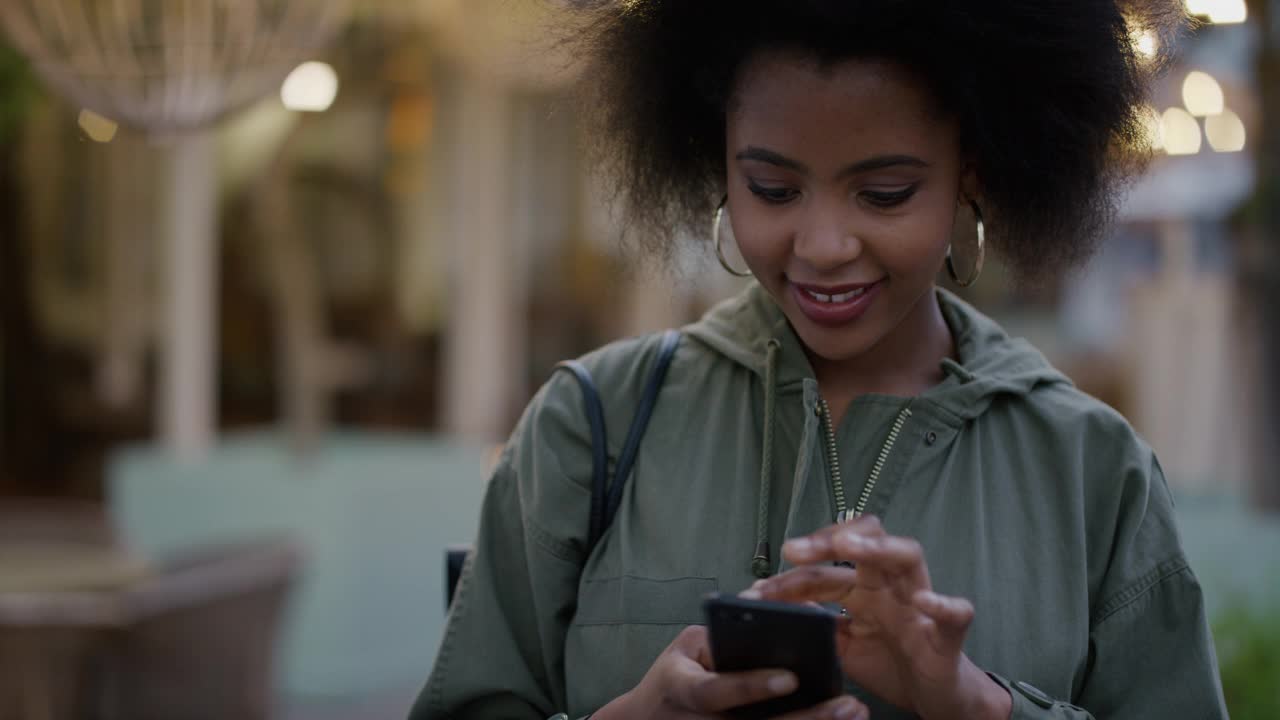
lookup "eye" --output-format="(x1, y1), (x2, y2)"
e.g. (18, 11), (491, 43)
(747, 179), (800, 205)
(860, 185), (918, 208)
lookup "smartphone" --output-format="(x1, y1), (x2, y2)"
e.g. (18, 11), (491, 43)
(703, 593), (843, 720)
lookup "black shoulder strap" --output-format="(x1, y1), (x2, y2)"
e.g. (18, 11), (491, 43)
(553, 359), (610, 547)
(554, 330), (681, 553)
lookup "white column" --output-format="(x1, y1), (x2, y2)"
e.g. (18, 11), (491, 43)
(442, 70), (518, 439)
(98, 131), (153, 410)
(158, 131), (219, 461)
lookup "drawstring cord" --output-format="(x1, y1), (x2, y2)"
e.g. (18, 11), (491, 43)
(752, 339), (781, 579)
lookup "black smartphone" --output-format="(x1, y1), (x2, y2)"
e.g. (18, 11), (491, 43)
(703, 593), (843, 720)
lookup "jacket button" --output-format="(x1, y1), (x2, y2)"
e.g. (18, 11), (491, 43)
(1013, 681), (1055, 709)
(924, 431), (937, 446)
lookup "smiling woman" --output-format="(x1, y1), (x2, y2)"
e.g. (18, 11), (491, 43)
(411, 3), (1228, 720)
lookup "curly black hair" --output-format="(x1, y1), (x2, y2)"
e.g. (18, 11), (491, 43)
(571, 1), (1188, 279)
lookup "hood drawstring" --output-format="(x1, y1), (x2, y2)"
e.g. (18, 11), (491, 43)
(752, 339), (781, 579)
(941, 357), (975, 383)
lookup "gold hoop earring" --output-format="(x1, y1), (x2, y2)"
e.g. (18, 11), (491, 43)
(946, 199), (985, 288)
(714, 196), (752, 278)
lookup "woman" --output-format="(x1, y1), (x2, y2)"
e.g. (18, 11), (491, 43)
(412, 2), (1228, 718)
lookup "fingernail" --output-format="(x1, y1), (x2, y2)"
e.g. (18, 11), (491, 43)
(833, 699), (861, 720)
(785, 537), (811, 552)
(751, 579), (767, 589)
(768, 672), (797, 694)
(739, 589), (762, 600)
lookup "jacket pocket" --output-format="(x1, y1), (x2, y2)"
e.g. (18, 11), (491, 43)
(574, 575), (718, 626)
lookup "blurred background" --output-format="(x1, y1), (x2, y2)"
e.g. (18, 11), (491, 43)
(0, 0), (1276, 718)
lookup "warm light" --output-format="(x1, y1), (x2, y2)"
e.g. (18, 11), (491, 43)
(281, 61), (338, 112)
(1208, 0), (1247, 23)
(1182, 71), (1224, 117)
(1184, 0), (1247, 23)
(1132, 29), (1158, 59)
(1161, 108), (1202, 155)
(1142, 106), (1164, 151)
(1205, 109), (1246, 152)
(78, 109), (118, 143)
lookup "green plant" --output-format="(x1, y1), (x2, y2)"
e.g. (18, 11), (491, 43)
(1213, 603), (1280, 720)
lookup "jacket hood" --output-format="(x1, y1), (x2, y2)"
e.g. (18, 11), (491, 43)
(684, 282), (1072, 422)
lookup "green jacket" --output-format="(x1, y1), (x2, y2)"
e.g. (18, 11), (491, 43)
(411, 284), (1227, 719)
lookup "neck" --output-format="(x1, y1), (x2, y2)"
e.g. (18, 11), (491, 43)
(807, 287), (955, 425)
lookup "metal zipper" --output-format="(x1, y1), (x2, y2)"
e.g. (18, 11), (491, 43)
(816, 398), (847, 521)
(854, 405), (913, 517)
(817, 399), (914, 523)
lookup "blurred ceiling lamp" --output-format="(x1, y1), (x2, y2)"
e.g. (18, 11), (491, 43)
(1184, 0), (1247, 23)
(1161, 107), (1202, 155)
(281, 61), (340, 112)
(78, 109), (118, 143)
(1205, 109), (1247, 152)
(1182, 71), (1225, 117)
(0, 0), (349, 461)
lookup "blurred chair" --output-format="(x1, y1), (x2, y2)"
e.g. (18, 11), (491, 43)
(95, 537), (303, 720)
(0, 501), (137, 720)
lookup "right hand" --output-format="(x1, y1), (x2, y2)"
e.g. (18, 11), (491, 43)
(597, 625), (869, 720)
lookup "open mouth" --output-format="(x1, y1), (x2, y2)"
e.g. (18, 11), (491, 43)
(800, 287), (870, 304)
(790, 279), (884, 327)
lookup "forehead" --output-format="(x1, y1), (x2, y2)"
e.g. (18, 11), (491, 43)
(727, 51), (953, 162)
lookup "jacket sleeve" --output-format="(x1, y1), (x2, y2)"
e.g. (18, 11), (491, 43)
(987, 457), (1228, 720)
(409, 375), (598, 720)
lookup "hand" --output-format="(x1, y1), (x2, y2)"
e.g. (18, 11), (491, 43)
(741, 516), (1011, 720)
(594, 625), (869, 720)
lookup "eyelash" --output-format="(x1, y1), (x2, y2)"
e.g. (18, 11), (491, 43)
(746, 180), (918, 208)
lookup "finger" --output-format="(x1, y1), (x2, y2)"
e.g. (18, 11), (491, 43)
(740, 565), (857, 604)
(912, 590), (975, 656)
(771, 694), (869, 720)
(782, 516), (886, 564)
(674, 667), (800, 713)
(670, 625), (716, 670)
(831, 532), (931, 590)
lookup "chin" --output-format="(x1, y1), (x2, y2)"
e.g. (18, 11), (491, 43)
(787, 314), (883, 364)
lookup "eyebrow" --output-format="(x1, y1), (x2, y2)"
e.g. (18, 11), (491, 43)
(735, 146), (930, 177)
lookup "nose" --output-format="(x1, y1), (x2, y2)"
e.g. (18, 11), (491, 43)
(792, 199), (863, 272)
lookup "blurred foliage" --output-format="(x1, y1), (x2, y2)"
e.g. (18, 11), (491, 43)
(0, 39), (35, 147)
(1213, 603), (1280, 719)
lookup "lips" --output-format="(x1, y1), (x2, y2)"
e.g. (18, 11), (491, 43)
(790, 279), (884, 327)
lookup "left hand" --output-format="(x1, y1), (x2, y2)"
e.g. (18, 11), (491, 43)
(741, 516), (1011, 720)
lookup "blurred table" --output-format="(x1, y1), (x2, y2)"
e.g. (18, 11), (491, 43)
(0, 541), (149, 720)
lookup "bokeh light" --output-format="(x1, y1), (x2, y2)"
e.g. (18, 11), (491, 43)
(1161, 107), (1202, 155)
(1185, 0), (1248, 23)
(1182, 71), (1225, 117)
(281, 61), (339, 113)
(1205, 109), (1247, 152)
(77, 109), (119, 143)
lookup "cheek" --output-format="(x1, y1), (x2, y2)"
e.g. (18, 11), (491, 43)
(727, 203), (789, 267)
(878, 203), (955, 276)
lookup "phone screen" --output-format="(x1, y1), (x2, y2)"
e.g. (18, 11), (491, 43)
(703, 594), (843, 719)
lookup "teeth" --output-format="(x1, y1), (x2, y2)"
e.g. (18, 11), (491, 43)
(806, 287), (867, 304)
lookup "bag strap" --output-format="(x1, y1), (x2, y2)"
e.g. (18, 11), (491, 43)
(554, 329), (681, 552)
(605, 329), (681, 538)
(553, 360), (611, 548)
